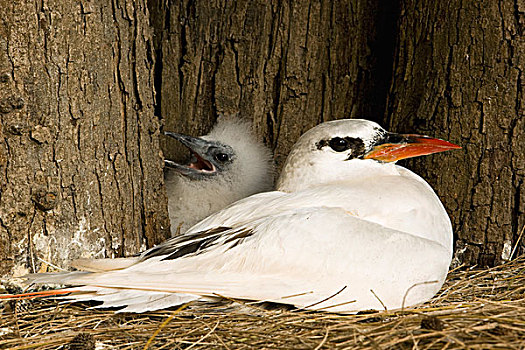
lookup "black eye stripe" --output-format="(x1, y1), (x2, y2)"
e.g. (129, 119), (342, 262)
(316, 137), (366, 159)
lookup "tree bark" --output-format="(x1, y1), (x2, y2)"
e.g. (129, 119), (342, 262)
(151, 0), (396, 167)
(386, 0), (525, 266)
(0, 0), (170, 277)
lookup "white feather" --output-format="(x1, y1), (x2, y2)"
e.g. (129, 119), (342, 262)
(71, 257), (140, 272)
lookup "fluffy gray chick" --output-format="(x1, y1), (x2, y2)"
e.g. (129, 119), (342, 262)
(164, 117), (275, 236)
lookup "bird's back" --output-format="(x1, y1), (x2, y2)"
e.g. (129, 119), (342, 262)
(188, 165), (452, 255)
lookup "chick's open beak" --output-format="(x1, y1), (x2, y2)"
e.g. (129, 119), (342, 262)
(164, 131), (216, 177)
(363, 133), (461, 162)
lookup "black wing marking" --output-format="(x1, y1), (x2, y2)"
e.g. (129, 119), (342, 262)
(140, 226), (255, 261)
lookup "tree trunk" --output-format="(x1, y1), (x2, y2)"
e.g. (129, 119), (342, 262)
(150, 0), (397, 167)
(0, 0), (170, 277)
(386, 0), (525, 266)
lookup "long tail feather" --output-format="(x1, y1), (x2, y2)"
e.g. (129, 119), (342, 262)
(0, 289), (76, 301)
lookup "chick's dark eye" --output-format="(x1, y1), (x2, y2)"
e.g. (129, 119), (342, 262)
(329, 137), (349, 152)
(215, 153), (230, 162)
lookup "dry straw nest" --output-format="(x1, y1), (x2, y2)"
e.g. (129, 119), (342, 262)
(1, 256), (524, 349)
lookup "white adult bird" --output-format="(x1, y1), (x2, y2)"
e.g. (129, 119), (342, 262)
(12, 119), (460, 313)
(163, 117), (275, 235)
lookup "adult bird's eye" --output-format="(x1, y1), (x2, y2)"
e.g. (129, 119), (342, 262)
(215, 153), (230, 162)
(329, 137), (349, 152)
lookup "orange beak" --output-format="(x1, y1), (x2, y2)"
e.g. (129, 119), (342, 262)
(363, 133), (461, 163)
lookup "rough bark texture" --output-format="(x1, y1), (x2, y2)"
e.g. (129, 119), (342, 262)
(386, 0), (525, 266)
(150, 0), (396, 167)
(0, 0), (170, 277)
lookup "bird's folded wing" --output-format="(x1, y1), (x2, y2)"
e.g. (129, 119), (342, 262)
(33, 207), (451, 312)
(139, 226), (254, 261)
